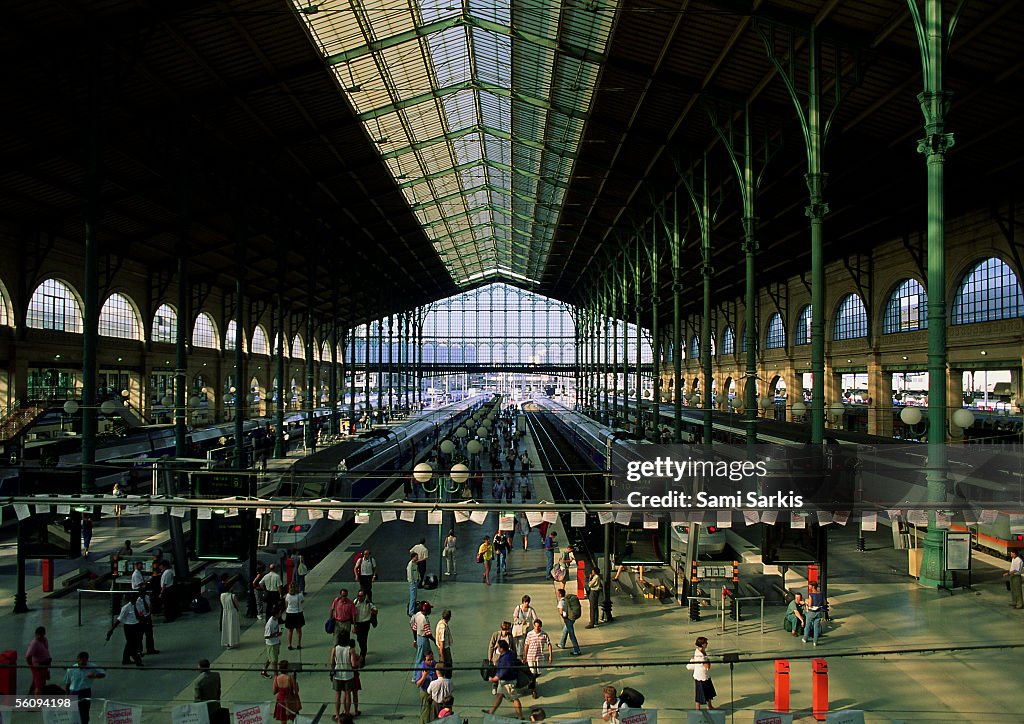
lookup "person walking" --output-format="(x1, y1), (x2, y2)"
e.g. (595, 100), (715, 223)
(483, 639), (524, 719)
(272, 660), (301, 722)
(486, 621), (515, 695)
(81, 515), (93, 555)
(330, 633), (360, 721)
(220, 584), (241, 649)
(135, 585), (159, 655)
(586, 566), (603, 628)
(493, 531), (510, 577)
(1005, 549), (1023, 609)
(520, 513), (532, 550)
(477, 535), (494, 585)
(107, 594), (143, 667)
(688, 636), (716, 711)
(293, 549), (308, 593)
(329, 588), (357, 645)
(356, 548), (377, 601)
(555, 589), (582, 656)
(442, 531), (457, 577)
(414, 651), (438, 724)
(252, 562), (268, 621)
(407, 552), (420, 615)
(158, 560), (178, 623)
(425, 662), (452, 721)
(261, 608), (284, 678)
(63, 651), (105, 724)
(352, 588), (377, 660)
(194, 659), (222, 723)
(24, 626), (51, 694)
(284, 581), (305, 650)
(410, 538), (429, 586)
(410, 601), (435, 666)
(511, 595), (538, 658)
(262, 563), (285, 618)
(543, 531), (558, 579)
(435, 609), (453, 672)
(523, 619), (552, 698)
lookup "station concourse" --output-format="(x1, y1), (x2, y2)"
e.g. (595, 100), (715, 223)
(2, 0), (1024, 722)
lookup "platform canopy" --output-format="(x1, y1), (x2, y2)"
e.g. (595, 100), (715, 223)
(296, 0), (617, 287)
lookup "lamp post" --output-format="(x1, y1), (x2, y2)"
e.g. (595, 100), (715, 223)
(415, 458), (468, 588)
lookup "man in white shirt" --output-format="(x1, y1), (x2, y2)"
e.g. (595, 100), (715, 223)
(406, 552), (419, 616)
(261, 609), (283, 678)
(410, 538), (429, 586)
(353, 588), (377, 659)
(135, 586), (159, 656)
(1005, 549), (1023, 608)
(435, 609), (453, 671)
(357, 548), (377, 602)
(108, 595), (143, 667)
(158, 561), (178, 622)
(425, 662), (451, 720)
(261, 563), (284, 618)
(130, 561), (146, 591)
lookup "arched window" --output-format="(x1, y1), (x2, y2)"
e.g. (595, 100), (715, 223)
(833, 294), (868, 340)
(721, 326), (735, 356)
(152, 304), (177, 343)
(951, 257), (1024, 324)
(0, 284), (10, 327)
(883, 279), (928, 333)
(224, 320), (249, 352)
(310, 339), (320, 362)
(252, 326), (270, 355)
(321, 341), (331, 361)
(765, 313), (786, 349)
(291, 335), (305, 359)
(795, 305), (812, 345)
(192, 313), (219, 350)
(26, 279), (83, 332)
(98, 293), (142, 340)
(689, 336), (700, 359)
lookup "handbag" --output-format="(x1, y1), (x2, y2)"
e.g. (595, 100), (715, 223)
(511, 621), (527, 638)
(325, 618), (336, 635)
(370, 609), (378, 628)
(479, 658), (496, 681)
(476, 553), (483, 564)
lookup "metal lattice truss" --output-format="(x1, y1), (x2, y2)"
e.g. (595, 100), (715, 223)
(296, 0), (617, 286)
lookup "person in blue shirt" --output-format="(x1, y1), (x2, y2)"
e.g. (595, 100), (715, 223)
(64, 651), (105, 724)
(414, 651), (438, 724)
(484, 639), (523, 719)
(802, 582), (827, 646)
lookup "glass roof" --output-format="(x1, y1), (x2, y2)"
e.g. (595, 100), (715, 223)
(295, 0), (618, 287)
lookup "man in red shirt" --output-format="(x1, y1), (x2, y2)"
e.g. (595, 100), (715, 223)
(329, 588), (357, 645)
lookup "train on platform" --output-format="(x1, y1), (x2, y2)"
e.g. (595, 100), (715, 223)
(264, 394), (493, 552)
(539, 397), (1024, 558)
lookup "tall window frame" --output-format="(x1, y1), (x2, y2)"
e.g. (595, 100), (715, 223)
(765, 313), (786, 350)
(951, 257), (1024, 325)
(795, 305), (812, 345)
(26, 278), (83, 333)
(833, 294), (868, 340)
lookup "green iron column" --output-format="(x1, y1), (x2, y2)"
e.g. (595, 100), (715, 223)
(81, 98), (100, 494)
(600, 293), (609, 423)
(649, 234), (660, 426)
(304, 311), (314, 450)
(910, 0), (959, 588)
(172, 248), (190, 577)
(376, 319), (383, 413)
(348, 323), (357, 432)
(387, 315), (395, 412)
(805, 28), (827, 447)
(670, 196), (684, 443)
(620, 259), (630, 430)
(363, 321), (371, 417)
(611, 277), (620, 425)
(274, 297), (286, 458)
(233, 255), (245, 470)
(332, 320), (340, 435)
(634, 239), (643, 437)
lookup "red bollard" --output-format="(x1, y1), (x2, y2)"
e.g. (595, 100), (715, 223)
(774, 659), (790, 713)
(575, 557), (586, 600)
(812, 657), (828, 721)
(808, 563), (820, 587)
(42, 558), (54, 592)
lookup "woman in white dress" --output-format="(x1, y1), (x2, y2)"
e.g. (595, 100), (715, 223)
(220, 580), (241, 649)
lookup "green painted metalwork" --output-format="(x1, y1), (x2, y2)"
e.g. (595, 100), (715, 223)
(81, 107), (100, 494)
(907, 0), (963, 588)
(274, 296), (286, 459)
(305, 309), (315, 451)
(233, 254), (245, 471)
(298, 0), (617, 286)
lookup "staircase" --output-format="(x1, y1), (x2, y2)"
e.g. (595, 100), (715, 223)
(0, 400), (48, 442)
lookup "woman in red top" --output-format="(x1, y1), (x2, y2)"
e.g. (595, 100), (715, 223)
(273, 660), (301, 722)
(24, 626), (51, 694)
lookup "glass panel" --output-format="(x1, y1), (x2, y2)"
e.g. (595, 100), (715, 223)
(98, 293), (142, 340)
(951, 257), (1024, 325)
(833, 294), (868, 340)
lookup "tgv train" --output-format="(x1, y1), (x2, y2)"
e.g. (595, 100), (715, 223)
(265, 395), (493, 551)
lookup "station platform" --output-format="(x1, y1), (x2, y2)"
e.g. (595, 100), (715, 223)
(1, 415), (1022, 722)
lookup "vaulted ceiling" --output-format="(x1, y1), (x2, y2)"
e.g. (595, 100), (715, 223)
(1, 1), (1020, 328)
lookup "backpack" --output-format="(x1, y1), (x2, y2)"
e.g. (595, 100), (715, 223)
(619, 687), (645, 708)
(552, 563), (568, 582)
(565, 594), (582, 621)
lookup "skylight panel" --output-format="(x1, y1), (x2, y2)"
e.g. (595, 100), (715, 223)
(420, 0), (462, 24)
(440, 89), (478, 133)
(427, 26), (471, 88)
(452, 133), (482, 165)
